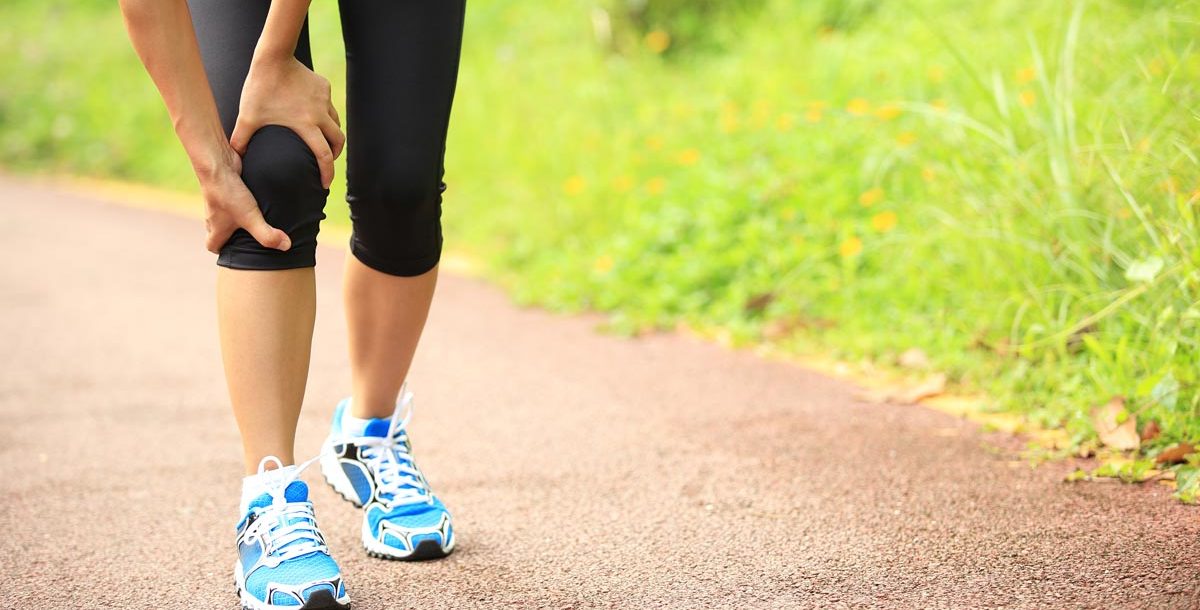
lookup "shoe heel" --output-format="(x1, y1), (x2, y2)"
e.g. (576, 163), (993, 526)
(320, 442), (365, 508)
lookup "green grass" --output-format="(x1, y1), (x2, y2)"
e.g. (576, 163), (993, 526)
(3, 1), (1199, 477)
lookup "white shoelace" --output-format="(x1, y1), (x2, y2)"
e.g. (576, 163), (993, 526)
(242, 455), (330, 566)
(345, 388), (433, 509)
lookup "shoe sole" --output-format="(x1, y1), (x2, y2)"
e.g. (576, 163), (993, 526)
(367, 538), (450, 561)
(233, 560), (351, 610)
(321, 436), (456, 561)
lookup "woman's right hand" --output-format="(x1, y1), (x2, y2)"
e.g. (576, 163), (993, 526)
(197, 150), (291, 254)
(230, 55), (344, 189)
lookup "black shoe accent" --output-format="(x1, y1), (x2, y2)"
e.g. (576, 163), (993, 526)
(299, 589), (350, 610)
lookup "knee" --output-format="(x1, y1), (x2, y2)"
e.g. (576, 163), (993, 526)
(352, 160), (442, 217)
(347, 164), (445, 277)
(218, 125), (329, 271)
(241, 125), (326, 205)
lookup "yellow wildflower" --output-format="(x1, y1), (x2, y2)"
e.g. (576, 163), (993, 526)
(1019, 90), (1036, 107)
(676, 149), (701, 166)
(644, 30), (671, 54)
(875, 104), (902, 121)
(646, 177), (667, 195)
(895, 131), (917, 147)
(846, 98), (870, 115)
(612, 175), (634, 192)
(839, 236), (863, 258)
(1016, 66), (1037, 84)
(563, 175), (586, 196)
(859, 187), (884, 207)
(1148, 57), (1165, 77)
(720, 117), (739, 133)
(594, 254), (614, 273)
(776, 113), (796, 132)
(871, 210), (898, 233)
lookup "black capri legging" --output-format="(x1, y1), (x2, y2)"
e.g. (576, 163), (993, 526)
(188, 0), (467, 276)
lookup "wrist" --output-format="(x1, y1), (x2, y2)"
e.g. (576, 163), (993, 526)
(250, 42), (296, 68)
(190, 145), (238, 183)
(172, 113), (237, 182)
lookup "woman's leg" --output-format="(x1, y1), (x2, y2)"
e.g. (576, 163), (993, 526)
(218, 267), (316, 471)
(213, 123), (327, 474)
(344, 260), (437, 418)
(315, 0), (466, 561)
(189, 2), (349, 607)
(188, 0), (329, 473)
(337, 0), (467, 418)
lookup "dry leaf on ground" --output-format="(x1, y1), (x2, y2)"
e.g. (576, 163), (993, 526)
(761, 316), (801, 341)
(1156, 443), (1195, 465)
(854, 373), (946, 405)
(744, 292), (775, 314)
(1092, 396), (1139, 451)
(898, 348), (930, 369)
(1140, 420), (1161, 442)
(896, 373), (947, 404)
(854, 388), (890, 403)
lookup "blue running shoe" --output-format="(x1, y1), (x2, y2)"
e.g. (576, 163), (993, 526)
(235, 457), (350, 610)
(320, 386), (455, 560)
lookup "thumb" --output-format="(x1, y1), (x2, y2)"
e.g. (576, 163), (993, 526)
(239, 208), (292, 252)
(229, 119), (253, 156)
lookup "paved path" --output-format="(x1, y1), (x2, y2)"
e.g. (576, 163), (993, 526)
(2, 178), (1198, 610)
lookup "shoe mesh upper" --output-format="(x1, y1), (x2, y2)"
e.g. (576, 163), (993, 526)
(239, 481), (342, 603)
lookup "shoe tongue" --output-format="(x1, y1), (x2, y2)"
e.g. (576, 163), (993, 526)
(363, 418), (392, 438)
(283, 480), (309, 503)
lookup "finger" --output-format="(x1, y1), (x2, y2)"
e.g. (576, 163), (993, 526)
(328, 101), (341, 127)
(298, 127), (335, 189)
(238, 207), (292, 252)
(206, 221), (235, 254)
(320, 116), (346, 160)
(229, 117), (256, 156)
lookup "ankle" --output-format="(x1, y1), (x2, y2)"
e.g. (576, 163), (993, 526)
(341, 402), (375, 428)
(346, 395), (397, 420)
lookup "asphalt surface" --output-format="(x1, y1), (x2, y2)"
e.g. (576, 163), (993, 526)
(2, 177), (1199, 610)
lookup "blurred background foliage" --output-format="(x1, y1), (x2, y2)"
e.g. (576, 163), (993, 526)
(2, 0), (1199, 479)
(599, 0), (768, 54)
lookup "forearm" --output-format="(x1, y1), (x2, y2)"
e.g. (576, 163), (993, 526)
(253, 0), (313, 64)
(118, 0), (232, 179)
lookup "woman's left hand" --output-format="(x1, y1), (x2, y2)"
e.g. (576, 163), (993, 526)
(229, 55), (345, 189)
